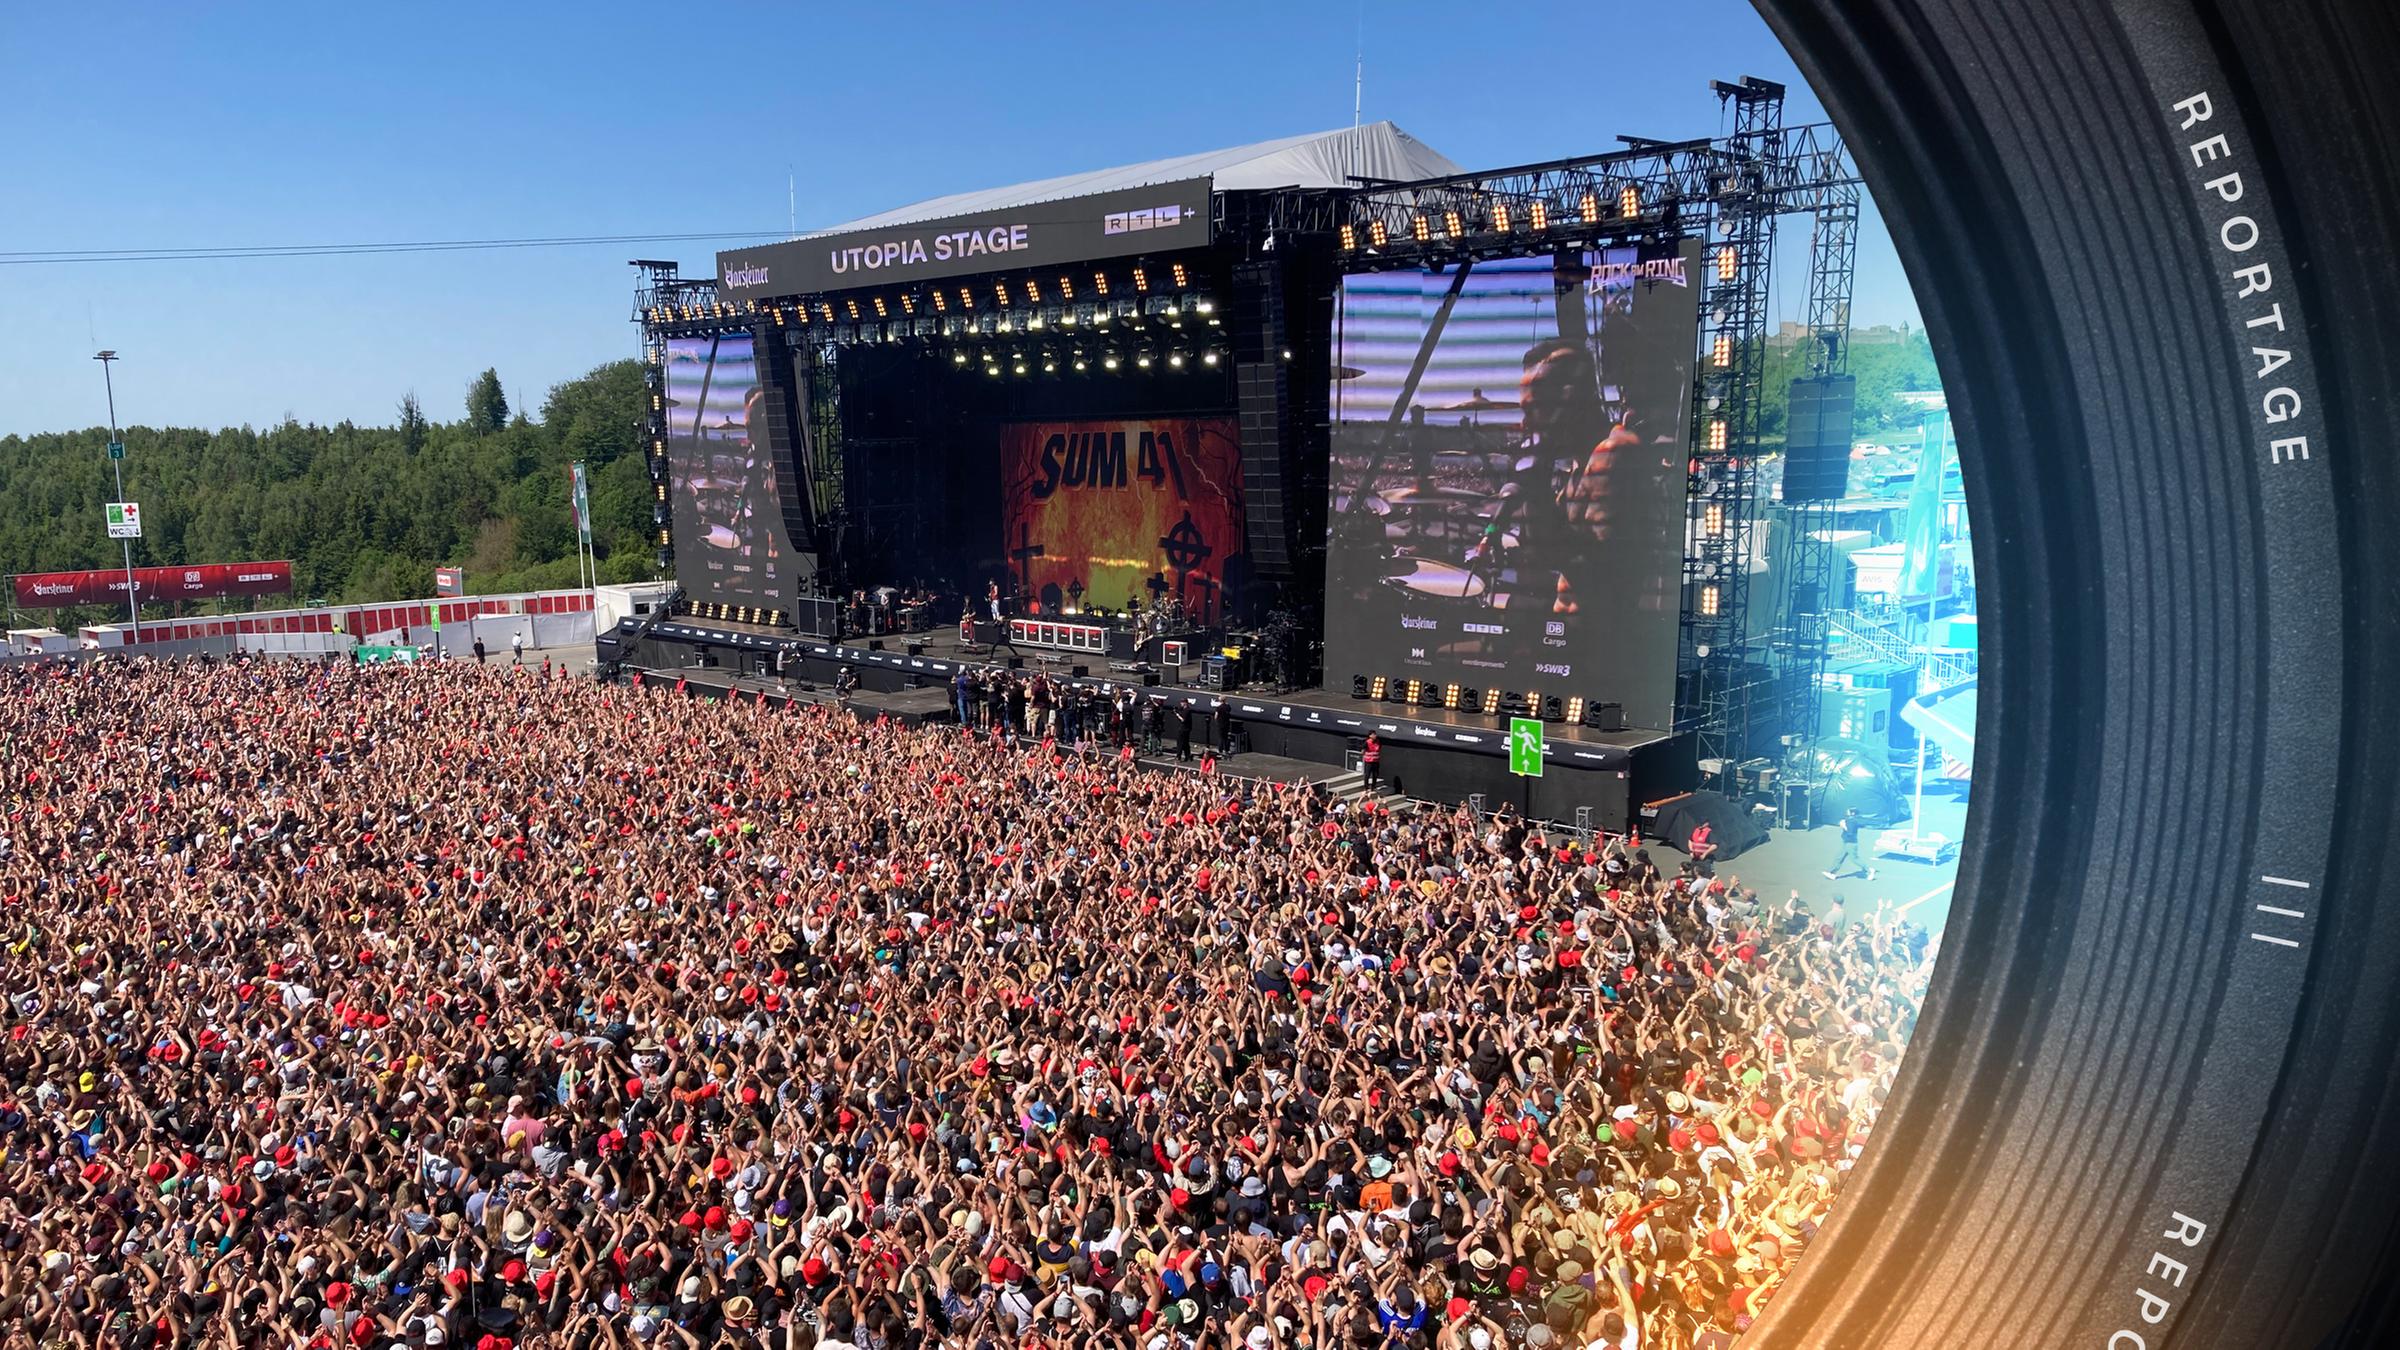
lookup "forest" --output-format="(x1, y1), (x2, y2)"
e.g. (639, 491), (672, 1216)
(0, 363), (655, 627)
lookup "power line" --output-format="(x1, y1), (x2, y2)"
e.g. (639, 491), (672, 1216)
(0, 230), (783, 266)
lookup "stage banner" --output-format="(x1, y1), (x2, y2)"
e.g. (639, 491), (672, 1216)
(11, 561), (292, 609)
(718, 178), (1212, 298)
(998, 418), (1244, 625)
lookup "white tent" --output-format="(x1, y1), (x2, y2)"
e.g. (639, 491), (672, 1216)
(806, 123), (1463, 237)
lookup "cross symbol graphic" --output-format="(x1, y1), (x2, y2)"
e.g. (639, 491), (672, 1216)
(1009, 523), (1046, 604)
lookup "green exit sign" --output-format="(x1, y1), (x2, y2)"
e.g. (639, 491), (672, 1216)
(1509, 716), (1545, 777)
(107, 441), (124, 460)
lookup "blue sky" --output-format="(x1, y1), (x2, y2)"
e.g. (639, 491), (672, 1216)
(0, 1), (1920, 437)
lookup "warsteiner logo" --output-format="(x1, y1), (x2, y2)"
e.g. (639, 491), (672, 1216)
(723, 264), (770, 288)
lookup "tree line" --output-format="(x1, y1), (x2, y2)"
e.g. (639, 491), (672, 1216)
(0, 362), (657, 629)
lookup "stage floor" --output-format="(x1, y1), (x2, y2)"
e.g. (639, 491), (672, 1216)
(621, 616), (1673, 765)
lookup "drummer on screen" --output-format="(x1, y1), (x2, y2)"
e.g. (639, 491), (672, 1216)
(1465, 337), (1636, 617)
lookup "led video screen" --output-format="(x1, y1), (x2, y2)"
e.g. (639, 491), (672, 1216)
(1325, 241), (1701, 729)
(998, 417), (1245, 625)
(664, 334), (800, 613)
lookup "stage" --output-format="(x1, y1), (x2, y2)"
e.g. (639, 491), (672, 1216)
(604, 616), (1695, 831)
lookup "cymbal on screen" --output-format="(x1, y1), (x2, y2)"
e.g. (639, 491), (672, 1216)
(1438, 390), (1519, 411)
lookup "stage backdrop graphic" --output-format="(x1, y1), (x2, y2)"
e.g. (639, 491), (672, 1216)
(1323, 240), (1702, 730)
(664, 334), (802, 613)
(998, 418), (1244, 625)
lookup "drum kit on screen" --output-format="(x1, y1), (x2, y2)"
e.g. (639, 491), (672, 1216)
(1347, 383), (1527, 617)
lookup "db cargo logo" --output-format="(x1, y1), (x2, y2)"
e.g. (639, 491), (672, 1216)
(723, 263), (770, 288)
(184, 570), (202, 584)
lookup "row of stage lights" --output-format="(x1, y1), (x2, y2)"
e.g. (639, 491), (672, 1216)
(640, 260), (1204, 332)
(1354, 673), (1617, 729)
(955, 346), (1224, 377)
(1343, 184), (1663, 251)
(682, 600), (789, 628)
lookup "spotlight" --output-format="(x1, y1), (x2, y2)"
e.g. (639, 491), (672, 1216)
(1411, 214), (1431, 242)
(1340, 224), (1359, 250)
(1403, 678), (1423, 705)
(985, 361), (1001, 377)
(1368, 675), (1388, 702)
(1368, 219), (1389, 247)
(1137, 353), (1152, 369)
(1059, 275), (1074, 299)
(1025, 277), (1042, 303)
(1443, 209), (1464, 238)
(1564, 696), (1586, 726)
(1042, 356), (1056, 373)
(1619, 184), (1640, 217)
(1194, 299), (1213, 314)
(1442, 682), (1462, 710)
(1168, 352), (1185, 369)
(872, 296), (888, 318)
(1578, 192), (1597, 225)
(1353, 675), (1371, 698)
(1073, 356), (1088, 372)
(1531, 201), (1550, 231)
(1492, 202), (1513, 232)
(954, 351), (969, 366)
(1103, 354), (1120, 371)
(1713, 334), (1733, 367)
(1094, 272), (1110, 297)
(1202, 351), (1220, 367)
(1012, 357), (1027, 375)
(1709, 420), (1729, 451)
(1704, 502), (1725, 535)
(1544, 695), (1566, 722)
(1700, 583), (1721, 617)
(1481, 687), (1502, 716)
(1171, 262), (1188, 288)
(1132, 266), (1148, 292)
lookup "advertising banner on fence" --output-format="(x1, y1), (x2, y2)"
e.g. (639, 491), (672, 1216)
(997, 417), (1244, 623)
(434, 566), (465, 597)
(11, 561), (293, 608)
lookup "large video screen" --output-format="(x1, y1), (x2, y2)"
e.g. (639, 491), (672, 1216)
(998, 417), (1245, 626)
(1325, 240), (1702, 729)
(664, 335), (800, 612)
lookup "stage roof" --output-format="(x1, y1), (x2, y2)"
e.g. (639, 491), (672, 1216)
(808, 122), (1463, 237)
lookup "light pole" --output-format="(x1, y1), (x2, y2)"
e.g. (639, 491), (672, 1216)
(94, 351), (139, 639)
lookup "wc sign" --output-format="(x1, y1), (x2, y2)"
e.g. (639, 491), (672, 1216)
(105, 502), (142, 539)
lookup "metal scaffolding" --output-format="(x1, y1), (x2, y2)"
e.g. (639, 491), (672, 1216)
(1774, 197), (1860, 753)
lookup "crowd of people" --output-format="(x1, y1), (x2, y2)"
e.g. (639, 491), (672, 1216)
(0, 655), (1934, 1350)
(945, 669), (1226, 765)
